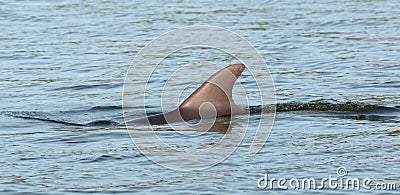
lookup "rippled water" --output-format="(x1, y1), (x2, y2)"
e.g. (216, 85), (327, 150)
(1, 0), (399, 194)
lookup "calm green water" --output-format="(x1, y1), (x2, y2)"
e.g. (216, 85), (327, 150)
(1, 0), (399, 194)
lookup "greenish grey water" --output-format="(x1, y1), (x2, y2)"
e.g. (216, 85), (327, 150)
(1, 0), (399, 194)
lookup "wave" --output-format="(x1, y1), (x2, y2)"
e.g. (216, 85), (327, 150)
(1, 109), (123, 127)
(250, 99), (398, 113)
(48, 83), (122, 91)
(1, 100), (399, 127)
(250, 99), (399, 123)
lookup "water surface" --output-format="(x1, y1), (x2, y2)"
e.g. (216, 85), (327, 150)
(1, 0), (399, 194)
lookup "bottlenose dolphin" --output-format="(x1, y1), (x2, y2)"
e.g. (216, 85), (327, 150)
(133, 64), (248, 125)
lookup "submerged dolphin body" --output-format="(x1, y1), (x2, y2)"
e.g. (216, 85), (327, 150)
(132, 64), (248, 125)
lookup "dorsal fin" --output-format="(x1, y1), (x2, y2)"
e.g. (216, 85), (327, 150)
(132, 64), (247, 125)
(177, 64), (247, 121)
